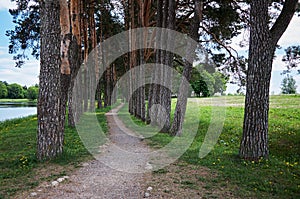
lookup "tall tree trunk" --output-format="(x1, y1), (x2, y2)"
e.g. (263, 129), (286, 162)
(59, 0), (72, 136)
(147, 0), (163, 124)
(170, 0), (203, 136)
(37, 0), (62, 160)
(129, 0), (137, 115)
(240, 0), (298, 160)
(160, 0), (175, 132)
(68, 0), (81, 127)
(88, 0), (97, 111)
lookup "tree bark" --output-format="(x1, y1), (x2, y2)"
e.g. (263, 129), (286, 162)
(68, 0), (82, 127)
(170, 0), (202, 136)
(240, 0), (298, 160)
(37, 0), (62, 160)
(59, 0), (72, 136)
(147, 0), (163, 125)
(160, 0), (175, 132)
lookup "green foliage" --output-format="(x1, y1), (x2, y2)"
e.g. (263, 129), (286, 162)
(282, 45), (300, 69)
(7, 83), (24, 99)
(191, 65), (228, 97)
(6, 0), (40, 67)
(26, 86), (39, 100)
(213, 72), (228, 94)
(0, 81), (8, 98)
(281, 75), (297, 94)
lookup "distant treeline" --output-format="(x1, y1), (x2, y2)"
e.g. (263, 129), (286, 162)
(0, 81), (39, 100)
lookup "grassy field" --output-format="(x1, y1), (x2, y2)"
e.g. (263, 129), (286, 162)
(119, 95), (300, 198)
(0, 106), (112, 198)
(0, 99), (37, 103)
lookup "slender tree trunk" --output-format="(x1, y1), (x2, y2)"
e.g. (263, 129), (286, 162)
(129, 0), (137, 115)
(170, 0), (202, 136)
(240, 0), (298, 160)
(68, 0), (81, 127)
(59, 0), (72, 136)
(37, 0), (62, 160)
(89, 0), (97, 111)
(147, 0), (163, 124)
(160, 0), (175, 132)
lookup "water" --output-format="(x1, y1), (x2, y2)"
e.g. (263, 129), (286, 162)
(0, 102), (37, 122)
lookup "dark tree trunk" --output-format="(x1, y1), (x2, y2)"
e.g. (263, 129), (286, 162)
(83, 67), (89, 111)
(96, 81), (103, 109)
(160, 0), (176, 132)
(147, 0), (163, 125)
(68, 37), (81, 127)
(37, 0), (62, 160)
(170, 0), (202, 136)
(60, 74), (71, 129)
(240, 0), (298, 160)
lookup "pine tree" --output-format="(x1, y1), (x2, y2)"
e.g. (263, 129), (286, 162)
(240, 0), (298, 160)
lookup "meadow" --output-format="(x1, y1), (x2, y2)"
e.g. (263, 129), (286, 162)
(0, 95), (299, 198)
(0, 106), (112, 198)
(118, 95), (300, 198)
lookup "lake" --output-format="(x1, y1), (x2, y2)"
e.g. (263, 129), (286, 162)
(0, 102), (37, 122)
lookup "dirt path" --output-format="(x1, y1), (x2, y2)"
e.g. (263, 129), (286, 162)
(18, 104), (151, 199)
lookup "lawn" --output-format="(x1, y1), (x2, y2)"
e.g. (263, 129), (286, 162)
(118, 95), (300, 198)
(0, 106), (112, 198)
(0, 99), (36, 103)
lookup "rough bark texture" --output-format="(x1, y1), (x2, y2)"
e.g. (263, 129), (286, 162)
(68, 0), (82, 127)
(37, 0), (62, 160)
(170, 0), (202, 136)
(59, 0), (71, 75)
(68, 37), (81, 127)
(160, 0), (175, 133)
(146, 0), (163, 124)
(240, 0), (298, 160)
(88, 0), (97, 111)
(59, 0), (72, 139)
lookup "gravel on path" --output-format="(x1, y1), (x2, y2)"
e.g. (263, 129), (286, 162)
(18, 104), (152, 199)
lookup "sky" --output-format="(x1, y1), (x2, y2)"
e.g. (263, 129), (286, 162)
(0, 0), (299, 94)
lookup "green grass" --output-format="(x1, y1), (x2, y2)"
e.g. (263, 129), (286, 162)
(0, 106), (112, 198)
(0, 99), (37, 103)
(119, 95), (300, 198)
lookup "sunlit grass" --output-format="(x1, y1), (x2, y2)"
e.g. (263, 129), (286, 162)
(0, 99), (37, 103)
(119, 95), (300, 198)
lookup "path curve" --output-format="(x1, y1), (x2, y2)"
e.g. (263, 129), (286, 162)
(20, 104), (151, 198)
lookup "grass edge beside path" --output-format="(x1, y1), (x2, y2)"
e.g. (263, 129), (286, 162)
(0, 105), (113, 199)
(118, 95), (300, 198)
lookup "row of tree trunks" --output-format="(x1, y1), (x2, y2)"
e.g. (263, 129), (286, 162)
(146, 0), (174, 131)
(37, 0), (98, 160)
(170, 0), (203, 136)
(147, 0), (163, 125)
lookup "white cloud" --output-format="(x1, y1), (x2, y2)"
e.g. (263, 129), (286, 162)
(278, 16), (300, 47)
(0, 46), (39, 86)
(0, 0), (17, 11)
(272, 56), (288, 72)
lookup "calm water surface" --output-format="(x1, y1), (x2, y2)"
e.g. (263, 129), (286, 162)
(0, 102), (37, 122)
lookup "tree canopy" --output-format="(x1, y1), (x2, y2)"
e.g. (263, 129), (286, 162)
(281, 75), (297, 94)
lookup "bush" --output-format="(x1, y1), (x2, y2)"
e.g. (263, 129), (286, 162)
(7, 83), (24, 99)
(26, 86), (39, 100)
